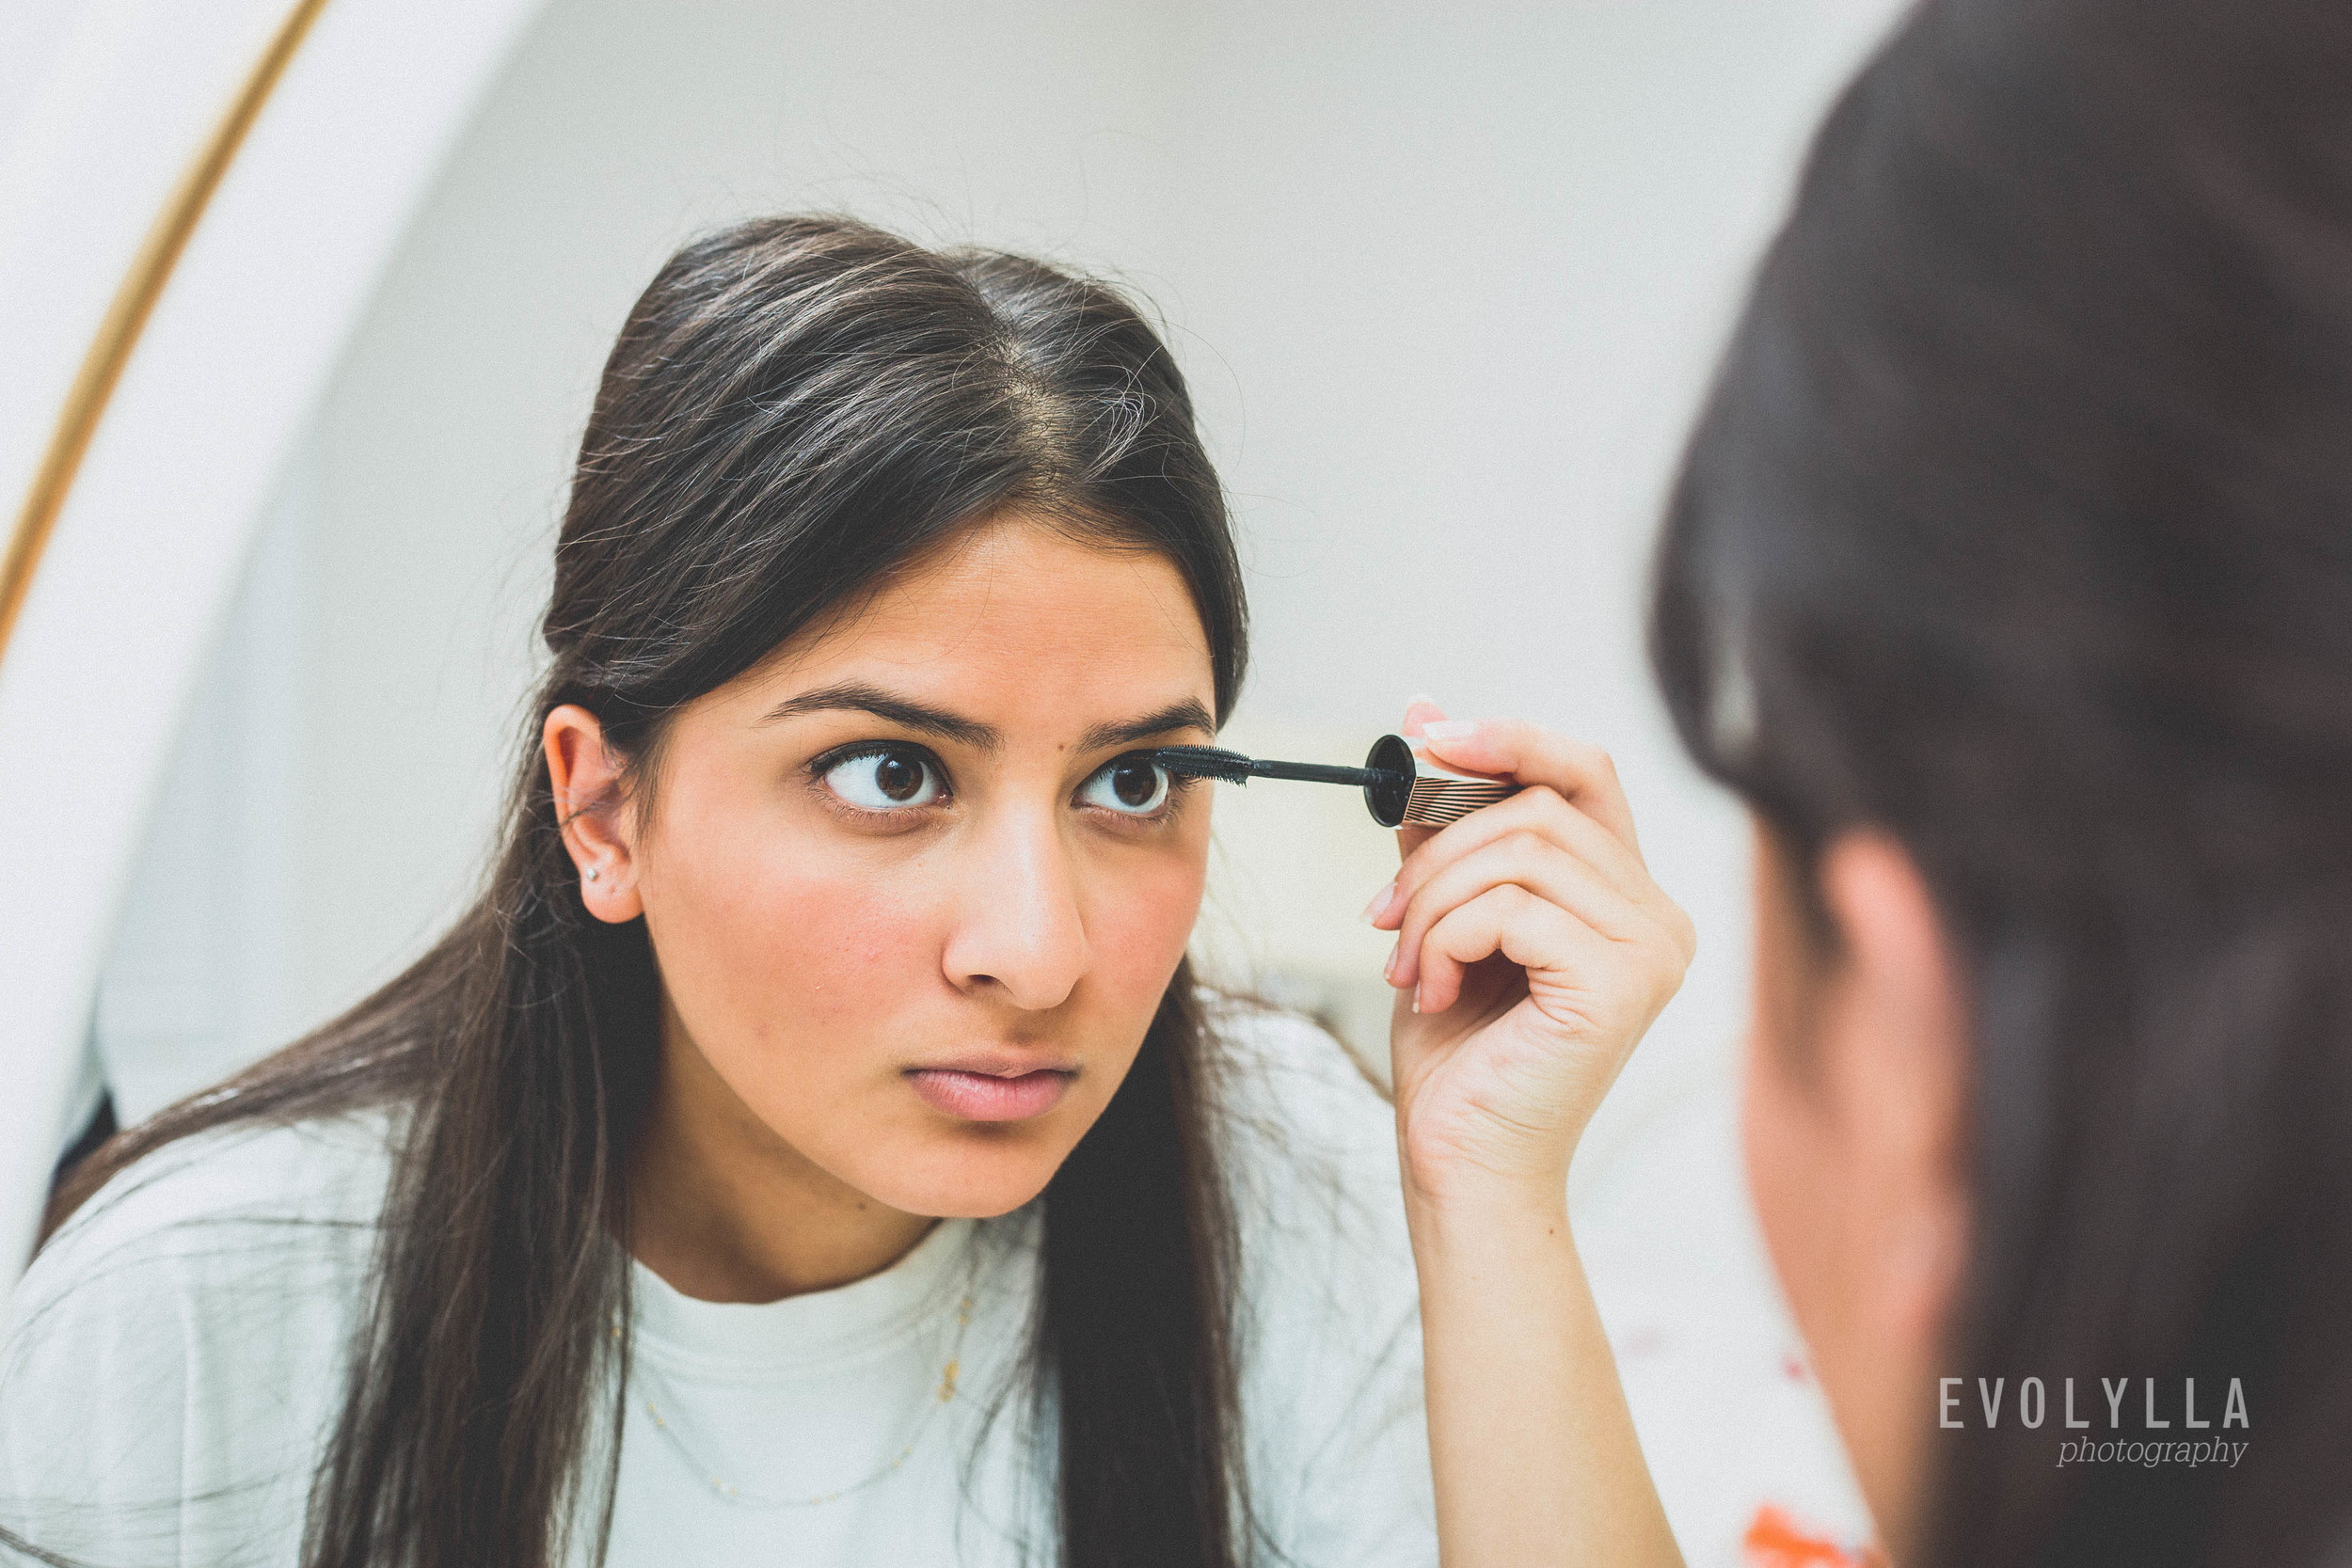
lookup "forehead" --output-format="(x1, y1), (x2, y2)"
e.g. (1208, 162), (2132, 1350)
(758, 521), (1215, 723)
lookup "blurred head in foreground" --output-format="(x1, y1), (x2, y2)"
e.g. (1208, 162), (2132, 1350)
(1654, 1), (2352, 1562)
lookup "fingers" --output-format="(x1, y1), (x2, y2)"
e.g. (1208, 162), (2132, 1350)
(1391, 826), (1656, 966)
(1416, 717), (1645, 855)
(1369, 785), (1693, 972)
(1382, 829), (1683, 996)
(1408, 881), (1621, 1017)
(1402, 697), (1448, 735)
(1377, 783), (1657, 931)
(1375, 705), (1694, 1010)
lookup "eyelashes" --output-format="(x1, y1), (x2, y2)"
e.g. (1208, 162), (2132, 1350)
(818, 744), (946, 813)
(807, 743), (1196, 822)
(1074, 755), (1174, 816)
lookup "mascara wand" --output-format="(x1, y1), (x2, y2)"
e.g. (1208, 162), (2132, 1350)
(1145, 734), (1518, 828)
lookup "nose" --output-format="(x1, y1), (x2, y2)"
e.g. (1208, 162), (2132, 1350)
(940, 803), (1088, 1012)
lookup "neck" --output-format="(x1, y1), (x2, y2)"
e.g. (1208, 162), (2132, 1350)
(630, 999), (935, 1304)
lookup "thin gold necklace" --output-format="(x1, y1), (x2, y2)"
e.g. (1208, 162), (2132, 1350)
(624, 1252), (981, 1508)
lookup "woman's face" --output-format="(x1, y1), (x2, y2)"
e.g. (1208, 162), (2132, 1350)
(592, 519), (1217, 1222)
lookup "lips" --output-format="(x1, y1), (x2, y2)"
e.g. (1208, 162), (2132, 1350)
(906, 1062), (1074, 1122)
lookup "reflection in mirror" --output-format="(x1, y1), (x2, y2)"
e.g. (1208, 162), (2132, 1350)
(79, 463), (308, 1140)
(22, 3), (1913, 1562)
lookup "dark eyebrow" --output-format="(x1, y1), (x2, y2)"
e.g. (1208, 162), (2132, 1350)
(762, 683), (999, 749)
(762, 685), (1214, 756)
(1079, 700), (1216, 754)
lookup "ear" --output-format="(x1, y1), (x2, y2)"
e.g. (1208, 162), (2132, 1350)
(1814, 832), (1971, 1361)
(543, 703), (645, 924)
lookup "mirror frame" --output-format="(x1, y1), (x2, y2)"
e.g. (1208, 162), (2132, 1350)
(0, 0), (548, 1305)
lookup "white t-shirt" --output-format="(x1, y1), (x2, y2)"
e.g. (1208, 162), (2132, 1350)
(0, 1006), (1435, 1566)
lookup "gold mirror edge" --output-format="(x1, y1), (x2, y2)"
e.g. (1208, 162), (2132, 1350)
(0, 0), (335, 672)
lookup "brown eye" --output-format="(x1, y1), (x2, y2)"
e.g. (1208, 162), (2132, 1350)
(1079, 758), (1171, 816)
(1112, 762), (1158, 806)
(875, 753), (924, 801)
(823, 748), (944, 811)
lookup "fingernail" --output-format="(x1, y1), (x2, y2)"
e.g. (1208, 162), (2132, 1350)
(1383, 939), (1400, 982)
(1410, 984), (1422, 1014)
(1359, 881), (1397, 925)
(1406, 692), (1441, 711)
(1422, 719), (1480, 741)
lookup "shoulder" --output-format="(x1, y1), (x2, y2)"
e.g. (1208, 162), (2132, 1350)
(9, 1108), (395, 1354)
(28, 1110), (397, 1295)
(2, 1113), (395, 1555)
(8, 1109), (396, 1377)
(1202, 993), (1399, 1214)
(1199, 991), (1412, 1333)
(7, 1111), (395, 1405)
(1199, 999), (1438, 1561)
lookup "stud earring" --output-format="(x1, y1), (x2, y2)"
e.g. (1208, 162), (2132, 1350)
(585, 866), (601, 882)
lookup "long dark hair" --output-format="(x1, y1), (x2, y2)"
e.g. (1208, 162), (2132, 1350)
(40, 215), (1252, 1568)
(1653, 3), (2352, 1565)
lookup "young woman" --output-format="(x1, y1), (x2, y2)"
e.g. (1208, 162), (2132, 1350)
(1398, 0), (2352, 1564)
(0, 217), (1489, 1568)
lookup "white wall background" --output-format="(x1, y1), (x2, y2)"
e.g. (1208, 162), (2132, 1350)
(82, 1), (1906, 1559)
(102, 0), (1903, 1117)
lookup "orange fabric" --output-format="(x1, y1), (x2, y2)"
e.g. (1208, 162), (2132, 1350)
(1742, 1503), (1886, 1568)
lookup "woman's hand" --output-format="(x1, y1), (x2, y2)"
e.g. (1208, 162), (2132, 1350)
(1370, 701), (1695, 1208)
(1379, 701), (1693, 1568)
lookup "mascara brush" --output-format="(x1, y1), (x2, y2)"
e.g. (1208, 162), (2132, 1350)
(1145, 734), (1518, 828)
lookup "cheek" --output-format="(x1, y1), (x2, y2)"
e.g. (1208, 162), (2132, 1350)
(1084, 847), (1208, 1007)
(785, 878), (935, 1025)
(647, 833), (941, 1053)
(1743, 1031), (1831, 1323)
(1745, 835), (1852, 1359)
(1743, 1022), (1876, 1434)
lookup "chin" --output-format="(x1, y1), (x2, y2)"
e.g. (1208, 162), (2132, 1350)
(854, 1129), (1072, 1221)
